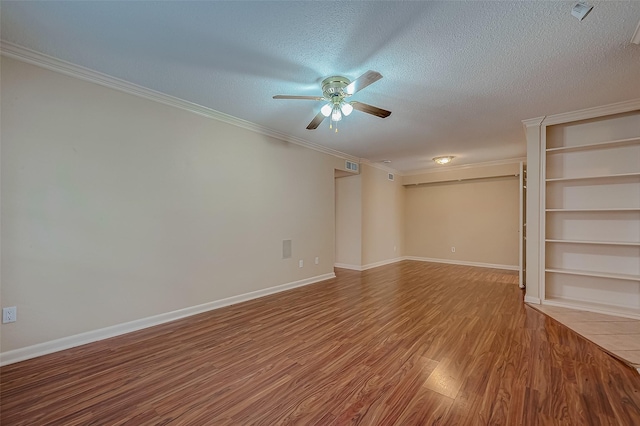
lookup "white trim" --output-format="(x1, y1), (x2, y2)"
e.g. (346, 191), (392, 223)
(521, 116), (545, 129)
(0, 272), (335, 366)
(631, 19), (640, 45)
(518, 161), (524, 288)
(541, 98), (640, 126)
(334, 263), (363, 271)
(539, 121), (547, 303)
(524, 295), (541, 304)
(402, 157), (526, 177)
(334, 257), (405, 271)
(361, 257), (404, 271)
(541, 299), (640, 321)
(403, 256), (519, 271)
(0, 41), (360, 163)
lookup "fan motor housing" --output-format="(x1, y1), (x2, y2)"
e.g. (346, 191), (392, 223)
(322, 76), (350, 100)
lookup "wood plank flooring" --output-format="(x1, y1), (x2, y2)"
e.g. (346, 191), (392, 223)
(2, 261), (640, 425)
(531, 304), (640, 372)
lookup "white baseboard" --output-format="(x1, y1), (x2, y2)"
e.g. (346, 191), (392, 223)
(336, 257), (518, 272)
(524, 295), (541, 304)
(333, 263), (363, 271)
(335, 257), (405, 271)
(0, 272), (335, 366)
(403, 256), (519, 271)
(361, 257), (405, 271)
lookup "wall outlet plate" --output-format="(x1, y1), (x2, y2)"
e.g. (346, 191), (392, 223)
(3, 307), (17, 323)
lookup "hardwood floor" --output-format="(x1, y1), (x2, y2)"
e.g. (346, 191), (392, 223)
(2, 261), (640, 425)
(531, 304), (640, 371)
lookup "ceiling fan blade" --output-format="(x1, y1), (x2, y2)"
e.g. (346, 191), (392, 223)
(306, 111), (327, 130)
(273, 95), (325, 101)
(351, 101), (392, 118)
(345, 70), (383, 95)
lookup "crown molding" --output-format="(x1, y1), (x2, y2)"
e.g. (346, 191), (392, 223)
(541, 98), (640, 126)
(631, 18), (640, 45)
(0, 41), (361, 163)
(521, 116), (545, 129)
(402, 157), (526, 177)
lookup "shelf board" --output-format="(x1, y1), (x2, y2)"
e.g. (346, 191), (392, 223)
(546, 208), (640, 212)
(546, 268), (640, 282)
(546, 136), (640, 153)
(541, 297), (640, 320)
(546, 172), (640, 182)
(546, 239), (640, 246)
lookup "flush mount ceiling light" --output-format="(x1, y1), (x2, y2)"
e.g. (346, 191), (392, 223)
(433, 156), (454, 165)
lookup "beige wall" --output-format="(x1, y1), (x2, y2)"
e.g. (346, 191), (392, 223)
(334, 163), (405, 269)
(361, 164), (404, 266)
(335, 175), (362, 267)
(0, 55), (524, 357)
(1, 57), (342, 352)
(404, 175), (520, 267)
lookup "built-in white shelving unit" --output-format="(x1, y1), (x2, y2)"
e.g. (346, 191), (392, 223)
(524, 101), (640, 319)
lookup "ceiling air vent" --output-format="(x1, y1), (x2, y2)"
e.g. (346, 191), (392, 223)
(345, 161), (358, 172)
(388, 173), (395, 181)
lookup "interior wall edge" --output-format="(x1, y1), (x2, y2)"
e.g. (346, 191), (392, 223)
(0, 272), (336, 367)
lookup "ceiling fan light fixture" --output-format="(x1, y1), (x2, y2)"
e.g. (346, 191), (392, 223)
(433, 156), (454, 165)
(272, 70), (390, 131)
(341, 102), (353, 116)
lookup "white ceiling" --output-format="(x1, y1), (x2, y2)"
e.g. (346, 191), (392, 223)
(2, 1), (639, 172)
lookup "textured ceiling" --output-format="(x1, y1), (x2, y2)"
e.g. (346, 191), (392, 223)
(2, 1), (639, 172)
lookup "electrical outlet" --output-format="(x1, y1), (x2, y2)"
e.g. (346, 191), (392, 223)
(451, 247), (456, 253)
(315, 257), (319, 265)
(3, 307), (17, 323)
(299, 259), (304, 268)
(394, 246), (397, 252)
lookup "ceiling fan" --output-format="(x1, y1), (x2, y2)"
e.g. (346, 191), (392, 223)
(273, 70), (392, 131)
